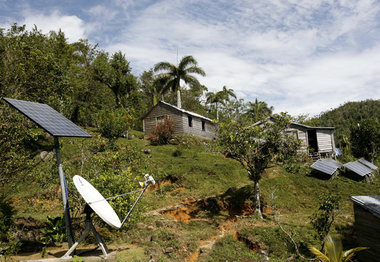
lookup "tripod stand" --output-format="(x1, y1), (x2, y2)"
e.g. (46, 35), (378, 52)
(62, 204), (109, 258)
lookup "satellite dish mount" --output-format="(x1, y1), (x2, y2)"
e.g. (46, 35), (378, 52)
(63, 174), (155, 258)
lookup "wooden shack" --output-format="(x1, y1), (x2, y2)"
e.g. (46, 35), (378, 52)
(287, 123), (336, 158)
(254, 119), (336, 158)
(142, 101), (216, 139)
(350, 196), (380, 262)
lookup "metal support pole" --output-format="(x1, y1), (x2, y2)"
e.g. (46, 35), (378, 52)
(121, 184), (148, 227)
(54, 137), (74, 247)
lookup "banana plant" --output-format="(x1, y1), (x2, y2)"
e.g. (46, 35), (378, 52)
(309, 234), (368, 262)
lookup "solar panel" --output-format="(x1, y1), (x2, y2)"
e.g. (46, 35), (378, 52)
(358, 158), (378, 171)
(3, 98), (91, 138)
(344, 161), (374, 177)
(310, 158), (343, 176)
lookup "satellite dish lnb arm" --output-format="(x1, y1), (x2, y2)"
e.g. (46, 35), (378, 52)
(120, 183), (148, 227)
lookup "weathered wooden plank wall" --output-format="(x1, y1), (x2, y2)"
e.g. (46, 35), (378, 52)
(353, 204), (380, 262)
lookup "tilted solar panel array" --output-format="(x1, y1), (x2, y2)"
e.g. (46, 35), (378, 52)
(358, 158), (378, 171)
(344, 161), (374, 177)
(3, 98), (91, 138)
(310, 158), (343, 176)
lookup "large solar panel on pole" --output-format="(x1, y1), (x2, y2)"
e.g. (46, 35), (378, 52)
(3, 97), (91, 248)
(3, 98), (91, 137)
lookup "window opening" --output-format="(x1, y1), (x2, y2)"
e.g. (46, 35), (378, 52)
(188, 116), (192, 127)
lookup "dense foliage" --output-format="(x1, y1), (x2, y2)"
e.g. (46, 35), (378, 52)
(350, 118), (380, 161)
(304, 100), (380, 151)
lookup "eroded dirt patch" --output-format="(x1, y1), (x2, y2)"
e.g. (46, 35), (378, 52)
(160, 186), (261, 223)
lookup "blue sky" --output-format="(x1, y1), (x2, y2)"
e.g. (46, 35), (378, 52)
(1, 0), (380, 117)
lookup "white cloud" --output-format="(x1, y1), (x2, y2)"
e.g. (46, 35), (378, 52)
(2, 0), (379, 116)
(21, 10), (87, 42)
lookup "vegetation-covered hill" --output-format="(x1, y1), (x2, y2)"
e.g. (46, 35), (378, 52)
(304, 99), (380, 148)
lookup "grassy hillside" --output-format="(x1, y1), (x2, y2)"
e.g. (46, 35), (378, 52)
(1, 132), (379, 261)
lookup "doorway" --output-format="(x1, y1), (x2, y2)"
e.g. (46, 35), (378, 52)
(307, 130), (318, 153)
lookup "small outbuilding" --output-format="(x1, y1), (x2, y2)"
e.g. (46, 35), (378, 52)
(350, 195), (380, 262)
(254, 119), (336, 158)
(142, 101), (216, 139)
(286, 122), (335, 158)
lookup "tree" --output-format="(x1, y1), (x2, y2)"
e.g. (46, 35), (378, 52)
(206, 86), (236, 120)
(206, 91), (225, 120)
(139, 69), (168, 106)
(93, 51), (137, 108)
(350, 119), (380, 162)
(218, 113), (300, 218)
(310, 194), (341, 246)
(310, 234), (368, 262)
(245, 98), (274, 123)
(153, 55), (205, 108)
(220, 85), (236, 101)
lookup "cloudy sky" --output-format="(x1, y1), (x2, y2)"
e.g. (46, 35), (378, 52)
(1, 0), (380, 117)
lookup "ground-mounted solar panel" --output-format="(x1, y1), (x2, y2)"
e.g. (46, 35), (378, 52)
(344, 161), (374, 177)
(310, 158), (343, 176)
(358, 158), (378, 171)
(3, 98), (91, 138)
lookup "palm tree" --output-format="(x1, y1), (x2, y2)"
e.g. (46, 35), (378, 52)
(246, 98), (274, 122)
(310, 235), (368, 262)
(154, 55), (205, 108)
(220, 85), (236, 101)
(206, 91), (225, 120)
(206, 86), (236, 121)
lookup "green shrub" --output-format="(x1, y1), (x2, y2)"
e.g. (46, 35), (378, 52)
(40, 214), (66, 245)
(0, 195), (14, 242)
(0, 194), (20, 256)
(149, 117), (174, 145)
(96, 108), (133, 139)
(310, 193), (341, 245)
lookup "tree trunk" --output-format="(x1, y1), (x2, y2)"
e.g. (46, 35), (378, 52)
(254, 180), (263, 219)
(216, 102), (219, 121)
(177, 88), (181, 108)
(153, 95), (158, 106)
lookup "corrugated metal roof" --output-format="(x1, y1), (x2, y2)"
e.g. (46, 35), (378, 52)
(351, 195), (380, 218)
(358, 158), (378, 171)
(142, 101), (214, 122)
(311, 158), (343, 175)
(344, 161), (374, 177)
(159, 101), (213, 122)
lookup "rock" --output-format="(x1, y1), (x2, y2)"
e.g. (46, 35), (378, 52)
(142, 148), (152, 154)
(155, 220), (164, 227)
(137, 222), (145, 228)
(40, 151), (48, 160)
(40, 151), (54, 161)
(165, 247), (174, 253)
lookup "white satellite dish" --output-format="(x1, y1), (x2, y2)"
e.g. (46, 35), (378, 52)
(63, 174), (155, 259)
(73, 175), (122, 228)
